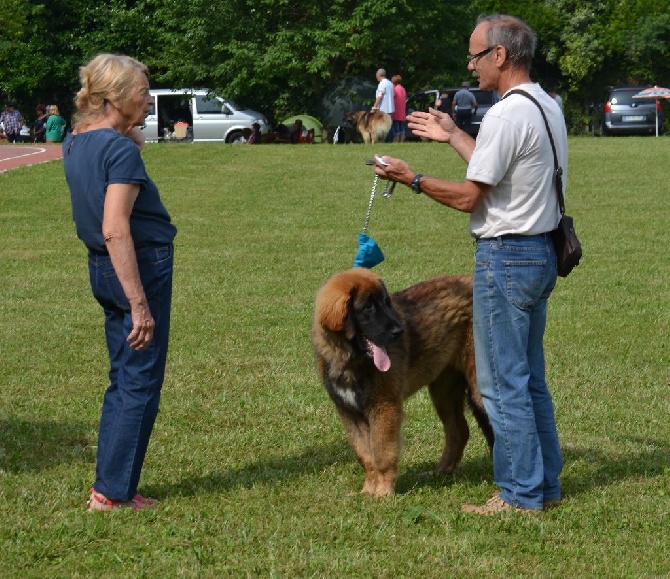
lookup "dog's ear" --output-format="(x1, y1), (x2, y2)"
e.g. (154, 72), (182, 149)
(317, 286), (349, 332)
(317, 282), (357, 338)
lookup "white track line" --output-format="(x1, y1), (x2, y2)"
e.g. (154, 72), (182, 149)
(0, 147), (48, 162)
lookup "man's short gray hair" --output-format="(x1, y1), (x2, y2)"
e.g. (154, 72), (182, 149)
(376, 68), (387, 77)
(477, 14), (536, 70)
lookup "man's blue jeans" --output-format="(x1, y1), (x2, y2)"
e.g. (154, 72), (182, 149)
(88, 244), (174, 501)
(473, 234), (562, 510)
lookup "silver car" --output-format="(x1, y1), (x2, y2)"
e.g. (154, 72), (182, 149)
(591, 85), (661, 136)
(141, 89), (269, 143)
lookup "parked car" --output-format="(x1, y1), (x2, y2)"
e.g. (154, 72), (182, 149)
(404, 87), (500, 139)
(141, 89), (269, 143)
(590, 85), (662, 136)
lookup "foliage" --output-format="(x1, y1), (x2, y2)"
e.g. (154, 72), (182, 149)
(469, 0), (670, 114)
(0, 0), (27, 64)
(144, 0), (473, 122)
(0, 139), (669, 576)
(625, 5), (670, 84)
(0, 0), (156, 124)
(2, 0), (670, 129)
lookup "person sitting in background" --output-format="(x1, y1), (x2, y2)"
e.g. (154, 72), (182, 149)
(33, 104), (48, 142)
(247, 122), (261, 144)
(45, 104), (67, 143)
(290, 119), (305, 143)
(273, 123), (291, 143)
(20, 124), (31, 142)
(235, 127), (252, 144)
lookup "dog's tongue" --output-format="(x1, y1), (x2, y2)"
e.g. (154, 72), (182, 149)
(366, 340), (391, 372)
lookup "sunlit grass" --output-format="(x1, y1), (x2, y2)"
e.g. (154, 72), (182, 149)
(0, 137), (668, 577)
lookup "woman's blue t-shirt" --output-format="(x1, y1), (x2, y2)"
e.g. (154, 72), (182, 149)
(63, 128), (177, 253)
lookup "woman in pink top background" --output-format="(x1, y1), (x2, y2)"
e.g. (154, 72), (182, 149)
(391, 75), (407, 142)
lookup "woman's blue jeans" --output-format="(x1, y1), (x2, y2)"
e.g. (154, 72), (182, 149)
(473, 234), (562, 510)
(88, 244), (174, 501)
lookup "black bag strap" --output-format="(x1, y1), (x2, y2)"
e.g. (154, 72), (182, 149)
(504, 89), (565, 216)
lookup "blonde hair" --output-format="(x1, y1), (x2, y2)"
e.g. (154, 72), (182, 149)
(49, 104), (61, 116)
(73, 53), (149, 126)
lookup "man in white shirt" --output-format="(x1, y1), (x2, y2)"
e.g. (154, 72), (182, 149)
(371, 69), (395, 114)
(371, 14), (566, 515)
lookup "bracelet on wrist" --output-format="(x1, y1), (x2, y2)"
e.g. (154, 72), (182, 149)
(409, 173), (424, 194)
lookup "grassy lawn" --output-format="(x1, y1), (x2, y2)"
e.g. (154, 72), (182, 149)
(0, 137), (668, 577)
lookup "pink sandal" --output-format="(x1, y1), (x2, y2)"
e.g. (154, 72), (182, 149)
(132, 493), (158, 508)
(87, 488), (158, 512)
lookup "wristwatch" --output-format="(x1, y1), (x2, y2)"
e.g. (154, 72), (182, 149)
(410, 173), (424, 194)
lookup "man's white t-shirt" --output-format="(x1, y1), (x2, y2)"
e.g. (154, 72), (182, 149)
(376, 78), (395, 114)
(467, 82), (567, 239)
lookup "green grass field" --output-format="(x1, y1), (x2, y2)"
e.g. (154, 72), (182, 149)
(1, 138), (669, 577)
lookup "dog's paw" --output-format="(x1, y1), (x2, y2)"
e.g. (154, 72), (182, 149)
(361, 480), (378, 496)
(435, 462), (458, 476)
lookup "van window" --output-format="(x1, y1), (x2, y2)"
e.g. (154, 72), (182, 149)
(196, 95), (223, 114)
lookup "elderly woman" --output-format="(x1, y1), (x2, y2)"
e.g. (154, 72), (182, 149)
(62, 54), (177, 512)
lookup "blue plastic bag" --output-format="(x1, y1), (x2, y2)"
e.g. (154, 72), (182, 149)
(353, 232), (384, 269)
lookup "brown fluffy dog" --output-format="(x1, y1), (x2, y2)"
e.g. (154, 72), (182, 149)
(312, 268), (494, 497)
(343, 110), (392, 144)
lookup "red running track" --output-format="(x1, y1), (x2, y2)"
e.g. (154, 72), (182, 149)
(0, 144), (64, 173)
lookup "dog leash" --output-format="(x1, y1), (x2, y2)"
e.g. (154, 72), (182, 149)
(362, 175), (379, 234)
(362, 173), (395, 234)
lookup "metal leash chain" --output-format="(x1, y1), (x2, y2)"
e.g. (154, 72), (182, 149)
(362, 175), (395, 234)
(362, 175), (379, 234)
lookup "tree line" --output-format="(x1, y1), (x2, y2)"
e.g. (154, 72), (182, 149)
(1, 0), (669, 133)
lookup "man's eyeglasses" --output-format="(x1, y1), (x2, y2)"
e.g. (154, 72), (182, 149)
(467, 46), (495, 64)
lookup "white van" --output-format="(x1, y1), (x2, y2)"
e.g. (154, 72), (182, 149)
(141, 89), (269, 143)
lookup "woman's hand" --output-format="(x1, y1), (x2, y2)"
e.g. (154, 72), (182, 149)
(103, 182), (155, 350)
(127, 300), (155, 350)
(125, 126), (146, 150)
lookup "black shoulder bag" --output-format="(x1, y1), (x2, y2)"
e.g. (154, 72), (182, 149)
(505, 89), (582, 277)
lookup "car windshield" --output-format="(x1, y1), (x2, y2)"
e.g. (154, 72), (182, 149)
(195, 95), (250, 113)
(196, 95), (225, 113)
(226, 99), (249, 110)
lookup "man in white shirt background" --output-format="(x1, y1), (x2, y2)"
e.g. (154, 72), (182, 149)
(371, 68), (395, 115)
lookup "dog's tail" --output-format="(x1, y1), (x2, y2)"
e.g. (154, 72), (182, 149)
(466, 392), (494, 451)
